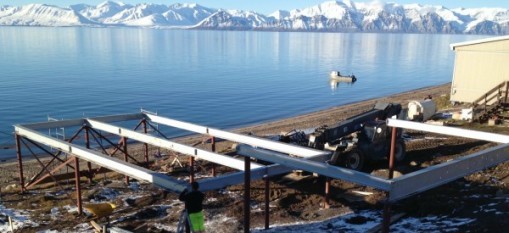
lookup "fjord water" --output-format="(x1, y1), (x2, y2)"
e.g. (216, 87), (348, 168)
(0, 27), (484, 155)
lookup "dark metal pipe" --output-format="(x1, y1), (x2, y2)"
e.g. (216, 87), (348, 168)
(383, 126), (398, 232)
(15, 134), (25, 193)
(189, 156), (195, 183)
(123, 137), (129, 185)
(382, 199), (391, 233)
(244, 156), (251, 233)
(389, 127), (397, 179)
(211, 137), (216, 177)
(324, 177), (331, 209)
(85, 127), (93, 183)
(142, 120), (149, 164)
(74, 157), (83, 215)
(264, 175), (270, 230)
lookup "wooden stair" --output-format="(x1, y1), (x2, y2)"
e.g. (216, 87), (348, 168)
(471, 81), (509, 122)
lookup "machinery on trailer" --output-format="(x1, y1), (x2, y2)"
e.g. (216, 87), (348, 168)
(280, 102), (406, 170)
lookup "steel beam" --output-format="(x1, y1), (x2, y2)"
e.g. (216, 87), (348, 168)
(14, 126), (187, 192)
(85, 119), (263, 171)
(144, 113), (328, 158)
(389, 143), (509, 201)
(387, 118), (509, 143)
(236, 144), (391, 191)
(22, 113), (143, 130)
(198, 162), (304, 192)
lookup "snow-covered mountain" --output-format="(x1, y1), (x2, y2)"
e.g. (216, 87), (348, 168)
(1, 0), (508, 34)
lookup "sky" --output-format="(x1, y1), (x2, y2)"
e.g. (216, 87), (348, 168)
(3, 0), (509, 15)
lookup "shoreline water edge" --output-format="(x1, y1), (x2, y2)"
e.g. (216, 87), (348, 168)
(0, 82), (451, 165)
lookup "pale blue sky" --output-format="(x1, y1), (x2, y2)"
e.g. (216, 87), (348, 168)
(4, 1), (509, 14)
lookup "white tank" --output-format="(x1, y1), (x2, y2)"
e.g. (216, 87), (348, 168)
(407, 100), (437, 121)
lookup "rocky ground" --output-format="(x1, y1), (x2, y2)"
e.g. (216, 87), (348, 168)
(1, 82), (509, 232)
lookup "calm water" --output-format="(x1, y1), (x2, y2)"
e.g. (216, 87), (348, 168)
(0, 27), (486, 156)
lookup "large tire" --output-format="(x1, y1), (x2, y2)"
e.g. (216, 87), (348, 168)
(394, 141), (406, 162)
(343, 149), (365, 171)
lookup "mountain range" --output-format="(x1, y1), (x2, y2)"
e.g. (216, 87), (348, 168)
(1, 0), (508, 34)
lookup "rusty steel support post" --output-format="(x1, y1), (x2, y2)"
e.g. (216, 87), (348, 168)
(389, 127), (397, 180)
(382, 126), (398, 233)
(142, 120), (149, 165)
(244, 156), (251, 233)
(122, 137), (129, 185)
(189, 156), (195, 183)
(211, 137), (216, 177)
(74, 156), (83, 215)
(85, 127), (93, 183)
(382, 199), (392, 233)
(15, 134), (25, 193)
(324, 177), (331, 209)
(264, 175), (270, 230)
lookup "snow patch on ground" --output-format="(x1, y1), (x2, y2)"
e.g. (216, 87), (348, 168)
(252, 210), (474, 233)
(0, 203), (39, 232)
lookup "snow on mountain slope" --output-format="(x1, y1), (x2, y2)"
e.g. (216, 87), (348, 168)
(292, 1), (351, 20)
(0, 1), (508, 34)
(0, 4), (89, 26)
(269, 10), (290, 21)
(71, 1), (130, 23)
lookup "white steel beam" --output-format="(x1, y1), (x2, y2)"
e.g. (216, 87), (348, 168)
(387, 118), (509, 143)
(390, 143), (509, 201)
(236, 144), (391, 191)
(22, 113), (144, 130)
(144, 113), (328, 158)
(14, 125), (187, 192)
(199, 153), (331, 191)
(85, 119), (263, 171)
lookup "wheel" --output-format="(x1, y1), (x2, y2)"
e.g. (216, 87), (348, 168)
(393, 140), (406, 162)
(343, 149), (365, 171)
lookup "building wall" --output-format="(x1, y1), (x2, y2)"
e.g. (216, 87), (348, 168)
(450, 39), (509, 103)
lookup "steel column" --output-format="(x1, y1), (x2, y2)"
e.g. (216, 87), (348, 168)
(383, 126), (397, 233)
(264, 175), (270, 230)
(382, 200), (391, 233)
(189, 156), (195, 183)
(74, 156), (83, 215)
(122, 137), (129, 185)
(85, 127), (93, 183)
(211, 137), (216, 177)
(15, 134), (25, 193)
(388, 127), (396, 179)
(324, 177), (331, 209)
(244, 156), (251, 233)
(142, 120), (149, 164)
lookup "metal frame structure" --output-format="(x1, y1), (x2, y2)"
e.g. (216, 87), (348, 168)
(13, 113), (509, 233)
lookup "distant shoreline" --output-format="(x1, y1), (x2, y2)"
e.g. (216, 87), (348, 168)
(0, 83), (451, 165)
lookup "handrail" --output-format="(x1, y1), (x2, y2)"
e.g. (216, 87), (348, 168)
(471, 80), (509, 121)
(471, 81), (509, 107)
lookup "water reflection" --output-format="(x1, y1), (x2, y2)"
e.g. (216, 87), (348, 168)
(330, 78), (356, 92)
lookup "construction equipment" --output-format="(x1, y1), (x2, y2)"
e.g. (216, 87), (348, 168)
(286, 102), (405, 171)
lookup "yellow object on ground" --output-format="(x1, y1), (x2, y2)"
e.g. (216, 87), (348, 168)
(84, 203), (116, 218)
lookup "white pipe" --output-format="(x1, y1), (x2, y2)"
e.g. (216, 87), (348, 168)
(387, 118), (509, 143)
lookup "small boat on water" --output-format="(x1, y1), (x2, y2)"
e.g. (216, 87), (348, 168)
(329, 71), (356, 82)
